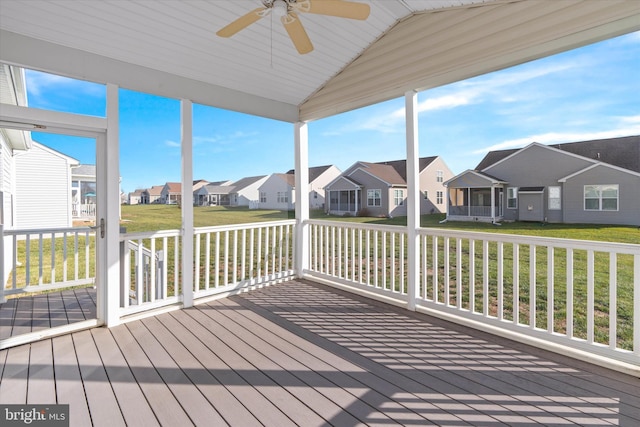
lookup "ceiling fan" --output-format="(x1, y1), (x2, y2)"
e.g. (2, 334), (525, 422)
(216, 0), (371, 54)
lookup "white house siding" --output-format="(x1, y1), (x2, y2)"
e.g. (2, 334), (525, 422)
(561, 165), (640, 226)
(309, 165), (341, 210)
(235, 176), (268, 207)
(420, 158), (453, 214)
(258, 174), (294, 210)
(14, 142), (76, 229)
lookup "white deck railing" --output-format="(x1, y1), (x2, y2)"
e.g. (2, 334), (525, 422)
(193, 220), (296, 299)
(72, 203), (97, 219)
(1, 226), (96, 302)
(304, 219), (639, 368)
(118, 220), (296, 315)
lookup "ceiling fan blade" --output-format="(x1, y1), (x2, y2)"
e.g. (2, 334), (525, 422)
(297, 0), (370, 20)
(216, 7), (267, 37)
(282, 12), (313, 54)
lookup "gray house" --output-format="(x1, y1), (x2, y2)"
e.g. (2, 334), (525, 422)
(325, 156), (453, 217)
(445, 135), (640, 226)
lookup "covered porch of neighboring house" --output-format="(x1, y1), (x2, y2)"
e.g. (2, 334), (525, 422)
(445, 170), (507, 223)
(1, 1), (640, 425)
(327, 187), (362, 216)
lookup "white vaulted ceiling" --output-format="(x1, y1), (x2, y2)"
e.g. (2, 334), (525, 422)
(0, 0), (639, 122)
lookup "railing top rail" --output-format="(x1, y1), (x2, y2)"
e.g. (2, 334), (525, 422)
(195, 219), (296, 234)
(120, 229), (181, 241)
(418, 227), (640, 254)
(4, 226), (93, 236)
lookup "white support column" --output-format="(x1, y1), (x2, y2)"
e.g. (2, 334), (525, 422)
(405, 90), (420, 311)
(491, 185), (496, 222)
(181, 100), (194, 307)
(104, 83), (120, 326)
(294, 121), (309, 278)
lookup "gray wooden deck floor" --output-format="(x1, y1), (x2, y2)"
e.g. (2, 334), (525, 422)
(1, 280), (638, 426)
(0, 287), (97, 340)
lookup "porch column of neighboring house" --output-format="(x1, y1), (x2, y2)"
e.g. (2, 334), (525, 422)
(104, 84), (120, 326)
(181, 99), (194, 307)
(355, 189), (359, 214)
(405, 90), (419, 311)
(491, 185), (497, 222)
(295, 121), (309, 278)
(467, 188), (471, 216)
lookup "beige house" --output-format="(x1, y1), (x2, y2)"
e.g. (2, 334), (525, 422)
(325, 156), (453, 217)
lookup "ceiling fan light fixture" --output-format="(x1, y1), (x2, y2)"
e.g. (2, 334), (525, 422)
(272, 0), (289, 18)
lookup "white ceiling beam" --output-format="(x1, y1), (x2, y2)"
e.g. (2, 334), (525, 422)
(0, 30), (300, 123)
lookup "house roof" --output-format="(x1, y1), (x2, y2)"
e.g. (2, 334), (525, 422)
(374, 157), (438, 181)
(164, 182), (181, 193)
(231, 175), (267, 191)
(443, 169), (507, 186)
(1, 1), (637, 122)
(359, 162), (406, 186)
(201, 184), (235, 195)
(71, 164), (96, 177)
(476, 135), (640, 172)
(272, 173), (296, 187)
(146, 185), (164, 196)
(286, 165), (333, 183)
(129, 189), (145, 196)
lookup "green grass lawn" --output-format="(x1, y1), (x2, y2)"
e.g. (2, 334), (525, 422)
(121, 204), (640, 244)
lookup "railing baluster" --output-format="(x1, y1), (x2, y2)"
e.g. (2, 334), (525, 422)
(390, 232), (395, 292)
(241, 229), (246, 282)
(497, 241), (503, 320)
(38, 233), (43, 286)
(195, 233), (201, 291)
(150, 237), (156, 302)
(63, 231), (68, 282)
(513, 243), (519, 325)
(432, 236), (438, 303)
(51, 232), (56, 284)
(547, 246), (554, 333)
(456, 237), (462, 309)
(215, 231), (220, 288)
(587, 250), (595, 344)
(609, 252), (617, 350)
(483, 240), (489, 317)
(85, 230), (90, 280)
(205, 232), (211, 289)
(444, 237), (449, 305)
(249, 228), (255, 283)
(25, 234), (31, 287)
(634, 253), (640, 357)
(400, 232), (405, 294)
(136, 239), (143, 303)
(422, 234), (427, 300)
(469, 239), (475, 313)
(529, 244), (536, 328)
(566, 248), (574, 339)
(224, 230), (230, 286)
(382, 231), (387, 290)
(233, 229), (239, 284)
(352, 228), (357, 282)
(74, 232), (79, 281)
(162, 237), (168, 299)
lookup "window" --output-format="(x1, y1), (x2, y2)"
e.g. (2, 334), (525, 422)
(548, 186), (561, 210)
(277, 192), (289, 203)
(436, 191), (443, 205)
(259, 192), (266, 203)
(507, 187), (518, 209)
(584, 185), (618, 211)
(367, 189), (381, 207)
(423, 190), (428, 199)
(394, 189), (404, 206)
(436, 170), (443, 183)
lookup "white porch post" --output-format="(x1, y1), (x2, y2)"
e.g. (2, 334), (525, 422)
(181, 100), (194, 307)
(104, 83), (120, 326)
(405, 90), (419, 311)
(294, 121), (309, 278)
(491, 185), (496, 222)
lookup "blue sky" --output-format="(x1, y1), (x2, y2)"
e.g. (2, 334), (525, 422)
(24, 31), (639, 193)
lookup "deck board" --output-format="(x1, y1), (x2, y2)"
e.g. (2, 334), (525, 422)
(0, 280), (638, 427)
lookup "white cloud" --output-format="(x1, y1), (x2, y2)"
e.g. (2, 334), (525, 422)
(165, 140), (180, 148)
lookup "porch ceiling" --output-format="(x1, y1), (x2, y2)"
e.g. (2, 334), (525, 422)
(0, 0), (639, 123)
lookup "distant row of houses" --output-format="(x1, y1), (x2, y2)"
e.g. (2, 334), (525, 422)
(125, 134), (640, 227)
(128, 157), (456, 218)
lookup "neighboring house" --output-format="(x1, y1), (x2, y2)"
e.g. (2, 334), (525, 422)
(160, 182), (181, 204)
(285, 165), (341, 210)
(191, 179), (209, 205)
(128, 189), (145, 205)
(325, 157), (453, 217)
(445, 135), (640, 226)
(196, 182), (234, 206)
(14, 141), (79, 229)
(258, 173), (296, 210)
(71, 164), (96, 219)
(230, 175), (268, 207)
(142, 185), (163, 204)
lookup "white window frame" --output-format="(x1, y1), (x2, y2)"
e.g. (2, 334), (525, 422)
(367, 189), (381, 207)
(548, 186), (561, 210)
(394, 189), (404, 206)
(436, 191), (443, 205)
(436, 170), (443, 183)
(584, 184), (618, 211)
(507, 187), (518, 209)
(260, 191), (266, 203)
